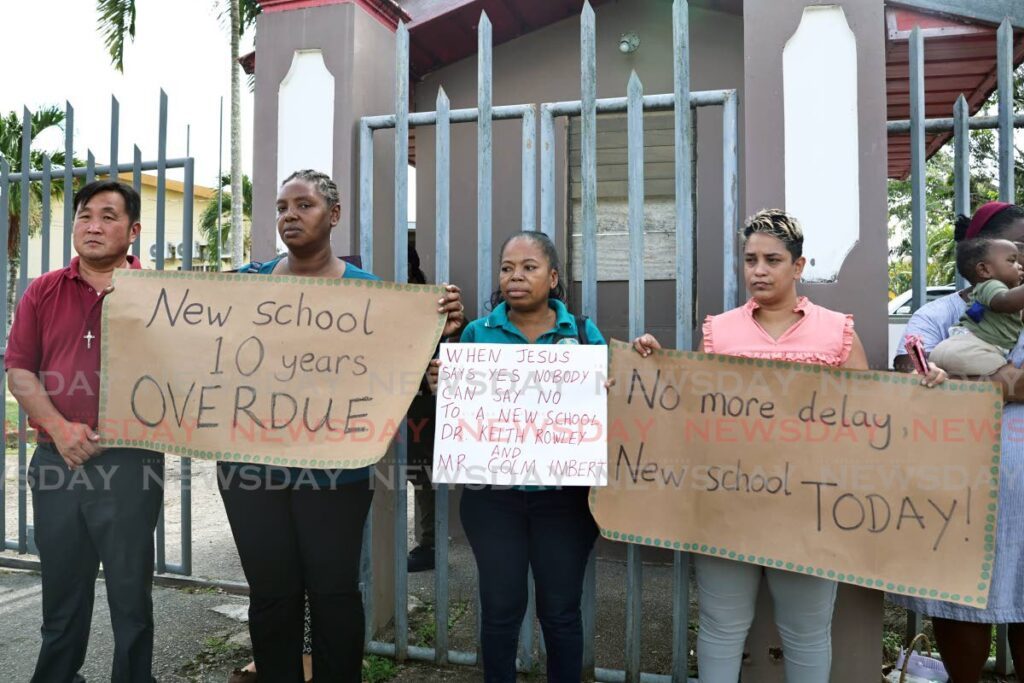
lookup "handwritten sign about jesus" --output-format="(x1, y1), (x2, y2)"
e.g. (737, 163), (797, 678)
(98, 269), (446, 468)
(590, 341), (1002, 607)
(432, 343), (609, 486)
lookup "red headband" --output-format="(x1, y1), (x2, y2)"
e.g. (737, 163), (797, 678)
(966, 201), (1014, 239)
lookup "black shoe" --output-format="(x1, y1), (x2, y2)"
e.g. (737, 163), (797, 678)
(407, 544), (436, 572)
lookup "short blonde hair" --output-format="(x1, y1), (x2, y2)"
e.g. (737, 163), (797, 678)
(743, 208), (803, 259)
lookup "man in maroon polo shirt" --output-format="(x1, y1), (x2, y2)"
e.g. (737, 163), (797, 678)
(7, 179), (164, 683)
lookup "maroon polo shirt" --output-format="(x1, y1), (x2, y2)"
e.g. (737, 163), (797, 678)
(5, 255), (142, 442)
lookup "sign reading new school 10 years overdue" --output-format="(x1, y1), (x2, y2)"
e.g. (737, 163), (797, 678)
(98, 269), (446, 468)
(590, 341), (1002, 608)
(433, 343), (609, 486)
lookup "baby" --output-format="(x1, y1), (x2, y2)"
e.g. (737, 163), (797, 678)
(929, 237), (1024, 377)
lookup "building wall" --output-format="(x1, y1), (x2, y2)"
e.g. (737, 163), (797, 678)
(25, 178), (216, 278)
(251, 3), (398, 275)
(413, 0), (745, 344)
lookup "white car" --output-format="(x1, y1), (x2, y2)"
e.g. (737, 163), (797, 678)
(887, 284), (957, 315)
(887, 285), (957, 367)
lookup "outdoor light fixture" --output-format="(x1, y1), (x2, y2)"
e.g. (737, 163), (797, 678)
(619, 32), (640, 53)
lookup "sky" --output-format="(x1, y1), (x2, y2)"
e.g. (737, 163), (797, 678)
(0, 0), (256, 189)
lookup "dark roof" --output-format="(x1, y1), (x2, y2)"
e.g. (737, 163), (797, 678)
(885, 7), (1024, 178)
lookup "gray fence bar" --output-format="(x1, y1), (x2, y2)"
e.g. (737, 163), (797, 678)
(63, 102), (73, 265)
(909, 27), (926, 312)
(722, 91), (739, 310)
(674, 0), (695, 351)
(625, 70), (646, 683)
(110, 96), (119, 179)
(20, 108), (31, 301)
(671, 18), (695, 664)
(581, 548), (597, 674)
(953, 95), (969, 290)
(364, 103), (535, 130)
(522, 105), (537, 232)
(17, 109), (29, 555)
(394, 19), (411, 663)
(363, 93), (730, 133)
(41, 156), (51, 273)
(359, 121), (374, 272)
(132, 146), (142, 259)
(540, 104), (556, 238)
(888, 113), (1024, 134)
(156, 90), (168, 272)
(86, 151), (96, 185)
(1, 159), (9, 550)
(434, 85), (451, 666)
(7, 158), (191, 183)
(997, 19), (1014, 203)
(580, 1), (597, 320)
(477, 13), (493, 316)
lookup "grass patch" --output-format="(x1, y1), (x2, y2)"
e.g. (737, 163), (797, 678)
(177, 632), (249, 681)
(363, 654), (398, 683)
(411, 599), (471, 648)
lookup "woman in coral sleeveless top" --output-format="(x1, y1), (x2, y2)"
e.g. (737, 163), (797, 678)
(632, 209), (944, 682)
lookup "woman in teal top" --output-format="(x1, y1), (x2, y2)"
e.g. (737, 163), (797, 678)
(219, 169), (464, 683)
(457, 230), (604, 683)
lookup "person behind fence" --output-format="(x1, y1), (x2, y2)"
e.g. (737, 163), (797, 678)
(432, 230), (605, 683)
(5, 179), (165, 683)
(217, 169), (465, 683)
(927, 221), (1024, 378)
(632, 209), (945, 683)
(890, 200), (1024, 683)
(405, 244), (442, 574)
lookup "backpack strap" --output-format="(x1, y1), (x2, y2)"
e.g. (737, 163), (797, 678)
(575, 315), (589, 345)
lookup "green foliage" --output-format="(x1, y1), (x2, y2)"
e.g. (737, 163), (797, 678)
(888, 64), (1024, 298)
(97, 0), (262, 73)
(362, 655), (398, 683)
(199, 173), (252, 266)
(95, 0), (136, 73)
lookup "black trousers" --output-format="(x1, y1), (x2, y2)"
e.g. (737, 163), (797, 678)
(28, 443), (164, 683)
(461, 486), (598, 683)
(218, 465), (374, 683)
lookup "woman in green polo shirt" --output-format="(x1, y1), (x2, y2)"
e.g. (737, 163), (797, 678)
(457, 230), (604, 683)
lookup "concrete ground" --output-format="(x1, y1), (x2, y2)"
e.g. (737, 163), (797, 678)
(5, 457), (1010, 682)
(0, 457), (697, 681)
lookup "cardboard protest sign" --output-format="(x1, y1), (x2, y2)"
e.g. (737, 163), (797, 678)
(98, 269), (446, 468)
(590, 341), (1002, 608)
(433, 343), (609, 486)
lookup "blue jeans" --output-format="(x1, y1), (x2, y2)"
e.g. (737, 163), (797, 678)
(461, 486), (598, 683)
(696, 554), (837, 682)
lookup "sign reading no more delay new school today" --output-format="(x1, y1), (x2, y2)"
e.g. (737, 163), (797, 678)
(590, 341), (1002, 608)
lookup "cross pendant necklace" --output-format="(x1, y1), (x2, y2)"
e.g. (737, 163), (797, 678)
(84, 330), (95, 349)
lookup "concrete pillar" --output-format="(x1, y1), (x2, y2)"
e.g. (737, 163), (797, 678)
(251, 0), (404, 636)
(742, 0), (888, 680)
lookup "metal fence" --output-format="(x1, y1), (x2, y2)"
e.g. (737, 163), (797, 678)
(890, 17), (1024, 676)
(357, 1), (737, 680)
(0, 91), (199, 576)
(4, 2), (1019, 682)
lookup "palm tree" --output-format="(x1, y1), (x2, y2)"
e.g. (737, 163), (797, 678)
(95, 0), (261, 268)
(199, 173), (252, 265)
(0, 107), (77, 323)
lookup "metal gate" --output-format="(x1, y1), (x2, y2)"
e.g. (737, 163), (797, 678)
(356, 1), (737, 680)
(0, 91), (200, 577)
